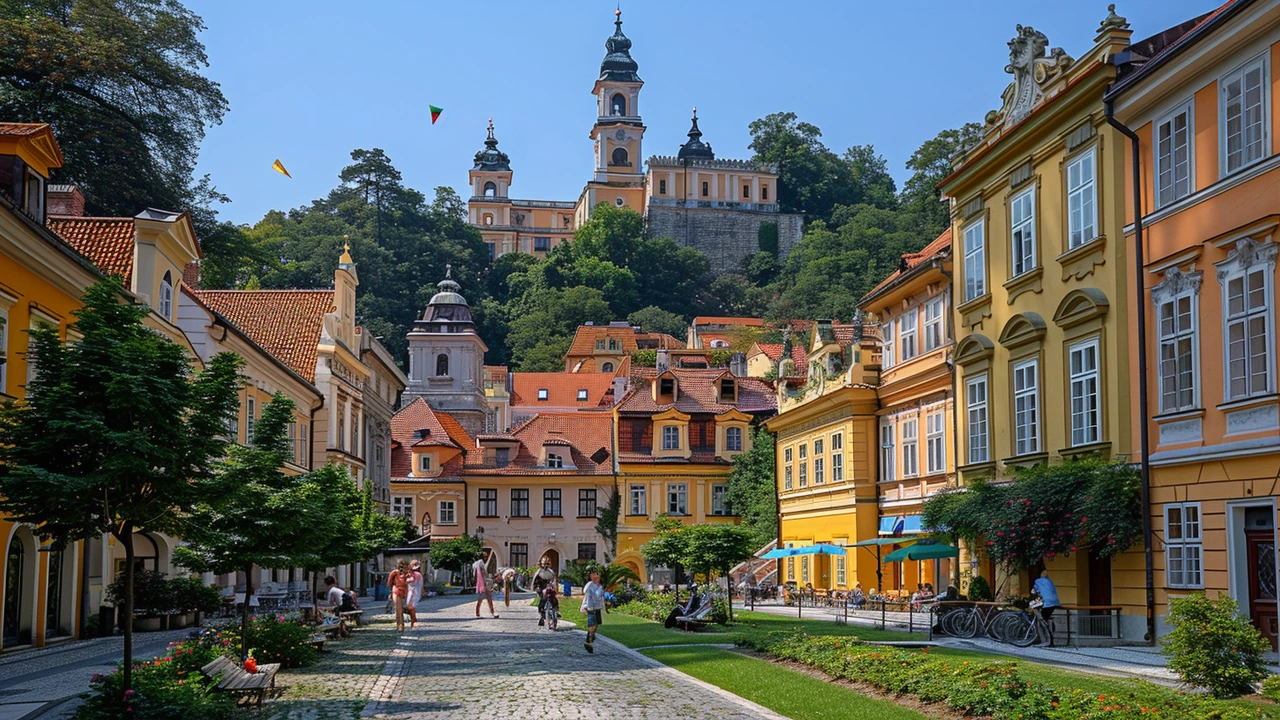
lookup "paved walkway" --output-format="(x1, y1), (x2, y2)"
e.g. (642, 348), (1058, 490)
(360, 594), (783, 720)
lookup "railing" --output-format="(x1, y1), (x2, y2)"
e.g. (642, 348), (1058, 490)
(646, 198), (779, 212)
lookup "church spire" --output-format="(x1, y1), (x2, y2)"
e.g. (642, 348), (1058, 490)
(600, 8), (641, 82)
(472, 117), (511, 171)
(678, 107), (714, 161)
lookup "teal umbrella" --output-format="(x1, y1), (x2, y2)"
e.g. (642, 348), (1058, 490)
(884, 542), (959, 563)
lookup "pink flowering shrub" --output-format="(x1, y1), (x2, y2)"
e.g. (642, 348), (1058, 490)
(75, 641), (235, 719)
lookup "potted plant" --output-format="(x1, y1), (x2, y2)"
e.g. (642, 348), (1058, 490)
(170, 576), (222, 627)
(106, 570), (174, 631)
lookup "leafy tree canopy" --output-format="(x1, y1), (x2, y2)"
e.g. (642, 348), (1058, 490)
(429, 535), (482, 575)
(899, 122), (984, 237)
(626, 305), (687, 339)
(725, 427), (778, 549)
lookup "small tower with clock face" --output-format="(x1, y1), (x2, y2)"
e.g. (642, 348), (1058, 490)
(590, 9), (645, 188)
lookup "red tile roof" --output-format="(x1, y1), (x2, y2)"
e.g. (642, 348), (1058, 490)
(391, 397), (472, 478)
(565, 325), (641, 357)
(692, 316), (765, 327)
(618, 368), (777, 416)
(511, 372), (614, 408)
(754, 342), (810, 379)
(569, 355), (631, 376)
(468, 412), (614, 475)
(47, 217), (136, 284)
(190, 289), (334, 382)
(0, 123), (51, 137)
(862, 229), (952, 302)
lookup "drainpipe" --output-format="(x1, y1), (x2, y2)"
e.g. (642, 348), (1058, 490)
(1104, 97), (1156, 645)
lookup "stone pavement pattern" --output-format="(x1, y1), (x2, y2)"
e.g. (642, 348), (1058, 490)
(361, 595), (777, 719)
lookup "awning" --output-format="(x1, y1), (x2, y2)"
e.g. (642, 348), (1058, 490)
(761, 543), (848, 558)
(878, 515), (924, 535)
(883, 542), (960, 563)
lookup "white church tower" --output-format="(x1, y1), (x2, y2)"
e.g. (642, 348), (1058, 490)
(403, 266), (490, 435)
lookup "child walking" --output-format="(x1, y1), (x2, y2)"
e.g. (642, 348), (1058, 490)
(580, 568), (606, 653)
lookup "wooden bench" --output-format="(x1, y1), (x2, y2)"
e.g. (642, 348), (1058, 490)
(200, 655), (281, 707)
(339, 610), (364, 627)
(306, 634), (328, 652)
(675, 596), (716, 632)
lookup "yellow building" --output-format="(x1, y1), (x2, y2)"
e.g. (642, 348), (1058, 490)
(1106, 0), (1280, 646)
(767, 321), (882, 593)
(940, 12), (1145, 639)
(389, 397), (473, 554)
(859, 230), (958, 593)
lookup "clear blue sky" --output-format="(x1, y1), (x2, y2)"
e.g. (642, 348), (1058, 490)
(189, 0), (1214, 226)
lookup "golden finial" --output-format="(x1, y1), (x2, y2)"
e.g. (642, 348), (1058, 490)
(339, 234), (353, 264)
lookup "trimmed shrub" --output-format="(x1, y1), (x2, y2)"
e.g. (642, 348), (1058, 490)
(197, 615), (318, 668)
(168, 577), (222, 614)
(966, 575), (993, 602)
(106, 570), (175, 618)
(1262, 674), (1280, 702)
(75, 641), (235, 720)
(1163, 593), (1270, 698)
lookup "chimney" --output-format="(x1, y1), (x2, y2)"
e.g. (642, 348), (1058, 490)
(47, 184), (85, 217)
(182, 260), (201, 290)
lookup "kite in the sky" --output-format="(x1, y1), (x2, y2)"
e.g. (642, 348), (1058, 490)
(429, 105), (443, 125)
(272, 159), (292, 178)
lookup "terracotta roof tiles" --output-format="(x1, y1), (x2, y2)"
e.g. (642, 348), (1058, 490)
(511, 372), (614, 407)
(390, 398), (472, 478)
(862, 228), (952, 302)
(190, 289), (334, 382)
(468, 412), (614, 475)
(47, 217), (136, 284)
(0, 123), (50, 137)
(565, 325), (640, 357)
(617, 368), (777, 415)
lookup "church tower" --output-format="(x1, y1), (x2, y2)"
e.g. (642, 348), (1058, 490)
(574, 9), (647, 225)
(468, 119), (513, 261)
(403, 266), (490, 436)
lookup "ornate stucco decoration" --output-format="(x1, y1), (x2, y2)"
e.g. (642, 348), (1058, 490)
(1150, 266), (1202, 304)
(986, 25), (1074, 130)
(1216, 237), (1278, 283)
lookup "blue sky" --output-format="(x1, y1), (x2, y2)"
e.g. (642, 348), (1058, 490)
(189, 0), (1214, 226)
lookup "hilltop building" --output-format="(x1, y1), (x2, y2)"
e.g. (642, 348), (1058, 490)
(402, 267), (490, 436)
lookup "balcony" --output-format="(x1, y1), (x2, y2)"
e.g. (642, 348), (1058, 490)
(646, 198), (779, 213)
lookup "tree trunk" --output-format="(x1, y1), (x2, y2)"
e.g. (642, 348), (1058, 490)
(241, 564), (254, 664)
(118, 525), (135, 693)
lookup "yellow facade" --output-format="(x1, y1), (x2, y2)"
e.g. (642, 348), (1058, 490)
(940, 16), (1146, 638)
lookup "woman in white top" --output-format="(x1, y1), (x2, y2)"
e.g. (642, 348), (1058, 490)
(580, 567), (606, 654)
(405, 560), (424, 629)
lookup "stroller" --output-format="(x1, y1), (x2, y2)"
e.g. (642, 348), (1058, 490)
(542, 586), (561, 631)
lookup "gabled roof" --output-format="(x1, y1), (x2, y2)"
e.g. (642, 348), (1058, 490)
(0, 123), (63, 174)
(190, 289), (334, 382)
(565, 325), (641, 357)
(618, 367), (777, 415)
(391, 398), (473, 478)
(1108, 1), (1239, 97)
(47, 217), (136, 284)
(468, 412), (614, 475)
(753, 342), (810, 379)
(570, 354), (631, 376)
(861, 229), (953, 305)
(511, 372), (614, 408)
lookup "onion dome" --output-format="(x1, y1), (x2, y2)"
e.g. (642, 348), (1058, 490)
(677, 108), (715, 161)
(600, 9), (641, 83)
(472, 118), (511, 172)
(418, 264), (475, 332)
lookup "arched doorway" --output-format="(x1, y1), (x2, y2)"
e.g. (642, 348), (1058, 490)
(4, 527), (38, 647)
(45, 544), (77, 639)
(539, 548), (560, 573)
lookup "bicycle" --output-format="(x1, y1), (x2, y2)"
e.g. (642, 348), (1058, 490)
(545, 607), (559, 631)
(994, 599), (1051, 647)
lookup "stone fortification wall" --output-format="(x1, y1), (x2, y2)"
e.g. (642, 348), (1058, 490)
(645, 206), (802, 274)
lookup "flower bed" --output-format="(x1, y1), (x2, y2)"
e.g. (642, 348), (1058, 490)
(738, 633), (1275, 720)
(196, 614), (318, 668)
(613, 592), (730, 625)
(75, 641), (236, 720)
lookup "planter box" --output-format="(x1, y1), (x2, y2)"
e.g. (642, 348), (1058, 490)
(134, 616), (163, 632)
(169, 612), (194, 629)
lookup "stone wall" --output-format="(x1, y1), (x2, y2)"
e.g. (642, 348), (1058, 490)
(645, 206), (803, 274)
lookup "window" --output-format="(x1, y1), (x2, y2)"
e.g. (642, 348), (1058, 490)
(798, 443), (808, 488)
(158, 271), (173, 320)
(1155, 105), (1191, 209)
(483, 181), (496, 197)
(711, 484), (729, 515)
(901, 418), (919, 477)
(720, 378), (736, 401)
(1010, 188), (1036, 276)
(438, 500), (456, 525)
(483, 214), (494, 226)
(1166, 503), (1203, 588)
(966, 375), (989, 463)
(900, 310), (918, 361)
(614, 196), (625, 207)
(1221, 55), (1268, 175)
(836, 553), (847, 586)
(964, 218), (986, 301)
(701, 181), (709, 197)
(659, 179), (667, 194)
(924, 297), (944, 351)
(246, 397), (256, 445)
(926, 411), (945, 474)
(667, 483), (688, 514)
(610, 93), (626, 116)
(509, 486), (529, 515)
(495, 447), (510, 467)
(546, 452), (564, 469)
(537, 388), (548, 401)
(578, 489), (597, 518)
(1067, 150), (1097, 248)
(743, 184), (750, 199)
(577, 543), (597, 562)
(629, 484), (647, 515)
(660, 377), (675, 395)
(543, 489), (562, 517)
(784, 447), (793, 490)
(601, 362), (614, 373)
(577, 389), (588, 402)
(436, 353), (449, 376)
(391, 496), (413, 519)
(787, 557), (795, 583)
(510, 543), (528, 569)
(1223, 261), (1273, 400)
(801, 556), (809, 584)
(831, 432), (844, 482)
(534, 237), (551, 252)
(608, 338), (620, 351)
(662, 425), (680, 450)
(486, 242), (495, 261)
(1069, 340), (1102, 446)
(299, 423), (308, 468)
(1158, 289), (1198, 413)
(725, 426), (743, 452)
(418, 454), (432, 473)
(881, 318), (895, 369)
(1010, 359), (1040, 456)
(611, 147), (629, 166)
(478, 489), (497, 517)
(880, 420), (895, 482)
(813, 455), (825, 484)
(761, 186), (769, 201)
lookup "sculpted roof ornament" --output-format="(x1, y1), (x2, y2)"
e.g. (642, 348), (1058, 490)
(677, 108), (715, 161)
(473, 118), (511, 172)
(600, 9), (641, 83)
(1097, 4), (1130, 34)
(985, 25), (1074, 130)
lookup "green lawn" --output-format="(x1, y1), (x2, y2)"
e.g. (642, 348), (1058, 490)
(642, 645), (925, 720)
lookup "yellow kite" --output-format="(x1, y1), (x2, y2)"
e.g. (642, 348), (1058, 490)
(271, 159), (292, 178)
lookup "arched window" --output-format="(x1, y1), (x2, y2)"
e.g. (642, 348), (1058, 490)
(610, 93), (627, 116)
(483, 181), (496, 197)
(710, 339), (729, 348)
(611, 147), (629, 167)
(158, 271), (173, 319)
(601, 361), (614, 373)
(483, 214), (494, 226)
(436, 353), (449, 377)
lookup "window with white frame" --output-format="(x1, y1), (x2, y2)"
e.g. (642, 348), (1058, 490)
(158, 271), (173, 320)
(880, 420), (895, 482)
(900, 310), (918, 361)
(1221, 242), (1275, 401)
(966, 375), (989, 464)
(726, 426), (743, 452)
(1067, 149), (1097, 248)
(784, 447), (793, 491)
(1155, 271), (1200, 413)
(711, 484), (729, 515)
(881, 318), (895, 369)
(814, 454), (825, 484)
(1155, 104), (1192, 209)
(1069, 339), (1102, 446)
(798, 443), (808, 487)
(926, 411), (945, 474)
(667, 482), (688, 514)
(1010, 188), (1036, 276)
(299, 423), (308, 468)
(901, 417), (919, 477)
(1221, 55), (1269, 175)
(629, 484), (647, 515)
(418, 454), (432, 473)
(1013, 358), (1040, 456)
(964, 218), (986, 301)
(924, 297), (945, 351)
(836, 553), (847, 586)
(546, 452), (564, 469)
(831, 432), (844, 482)
(437, 500), (456, 524)
(246, 397), (256, 445)
(1165, 503), (1203, 588)
(391, 496), (414, 519)
(661, 425), (680, 450)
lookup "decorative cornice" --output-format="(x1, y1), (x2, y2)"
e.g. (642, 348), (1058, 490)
(1150, 266), (1202, 303)
(1216, 237), (1278, 283)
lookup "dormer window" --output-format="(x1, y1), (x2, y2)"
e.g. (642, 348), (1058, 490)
(537, 388), (549, 401)
(547, 452), (564, 469)
(158, 271), (173, 320)
(608, 338), (620, 351)
(720, 379), (736, 402)
(662, 426), (680, 450)
(596, 339), (606, 350)
(577, 389), (588, 401)
(726, 426), (744, 452)
(23, 169), (44, 221)
(660, 378), (675, 395)
(418, 454), (432, 473)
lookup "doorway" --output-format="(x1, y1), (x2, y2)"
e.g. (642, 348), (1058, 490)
(540, 548), (560, 573)
(3, 528), (37, 647)
(1247, 528), (1278, 650)
(1227, 501), (1279, 651)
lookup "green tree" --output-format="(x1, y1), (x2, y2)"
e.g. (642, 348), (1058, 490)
(507, 286), (612, 371)
(899, 123), (984, 237)
(594, 486), (621, 560)
(640, 515), (692, 593)
(841, 144), (898, 210)
(0, 280), (241, 691)
(428, 535), (482, 585)
(485, 252), (539, 305)
(684, 524), (756, 620)
(0, 0), (228, 217)
(626, 306), (687, 339)
(725, 427), (778, 550)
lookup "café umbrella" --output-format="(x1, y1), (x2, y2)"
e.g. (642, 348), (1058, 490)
(851, 537), (916, 628)
(760, 544), (848, 617)
(883, 542), (960, 563)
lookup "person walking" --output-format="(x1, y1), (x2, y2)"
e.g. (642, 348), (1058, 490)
(387, 561), (412, 632)
(531, 557), (558, 627)
(580, 567), (606, 653)
(1032, 570), (1062, 647)
(405, 560), (424, 629)
(473, 548), (498, 619)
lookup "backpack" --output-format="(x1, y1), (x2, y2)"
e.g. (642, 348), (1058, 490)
(337, 590), (356, 612)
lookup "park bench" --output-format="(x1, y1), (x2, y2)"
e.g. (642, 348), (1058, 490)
(674, 595), (715, 631)
(200, 655), (280, 707)
(306, 633), (328, 652)
(339, 609), (364, 627)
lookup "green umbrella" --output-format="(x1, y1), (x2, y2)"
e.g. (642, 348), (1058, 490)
(883, 543), (960, 563)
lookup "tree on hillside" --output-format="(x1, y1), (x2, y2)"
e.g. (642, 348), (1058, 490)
(507, 285), (612, 371)
(842, 145), (898, 210)
(725, 427), (779, 550)
(899, 123), (984, 237)
(0, 0), (227, 217)
(486, 252), (540, 305)
(626, 306), (687, 339)
(0, 280), (241, 691)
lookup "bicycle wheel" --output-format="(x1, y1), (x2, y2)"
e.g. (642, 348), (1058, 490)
(986, 610), (1020, 643)
(955, 608), (982, 638)
(1007, 614), (1039, 647)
